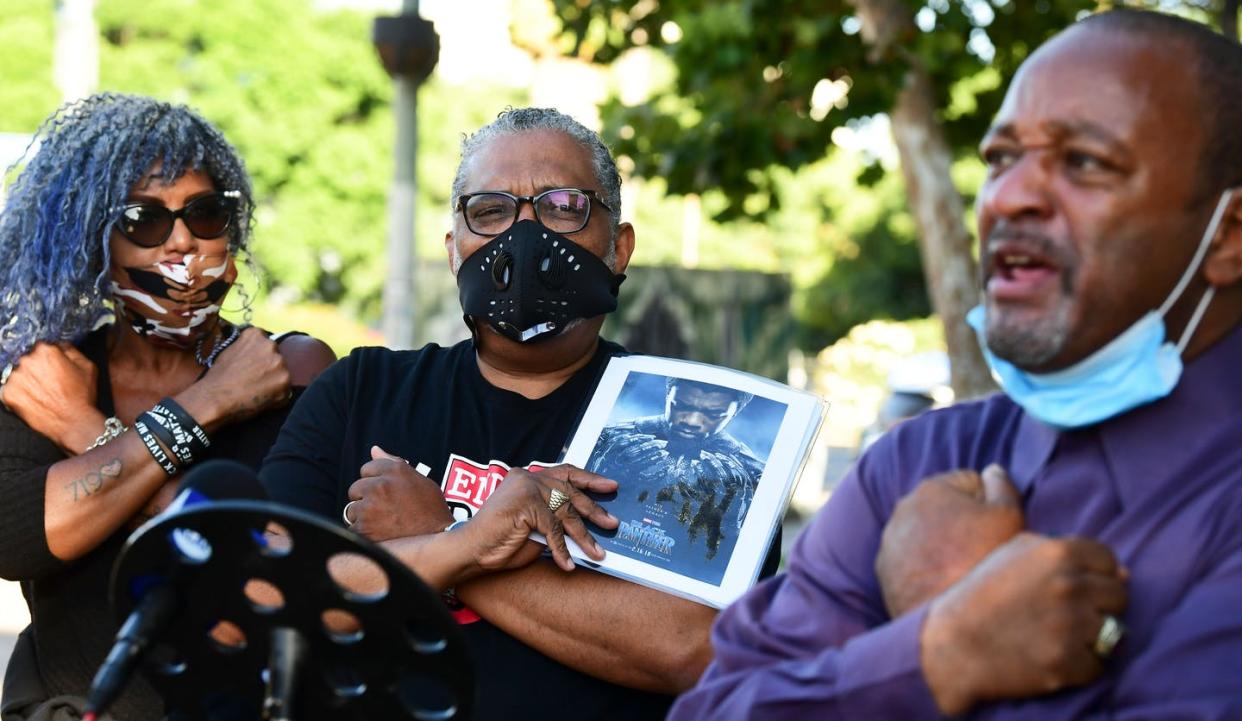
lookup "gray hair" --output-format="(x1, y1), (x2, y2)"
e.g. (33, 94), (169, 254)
(450, 107), (623, 242)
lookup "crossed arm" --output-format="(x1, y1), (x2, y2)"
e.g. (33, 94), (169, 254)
(0, 331), (334, 579)
(343, 456), (717, 694)
(457, 559), (717, 693)
(670, 454), (1242, 720)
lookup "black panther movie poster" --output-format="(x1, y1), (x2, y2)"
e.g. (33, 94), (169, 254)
(585, 371), (788, 585)
(556, 354), (824, 607)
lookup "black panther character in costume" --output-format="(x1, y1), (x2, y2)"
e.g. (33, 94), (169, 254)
(589, 378), (764, 559)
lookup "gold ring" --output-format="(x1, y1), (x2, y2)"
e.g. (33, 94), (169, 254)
(547, 488), (570, 513)
(1094, 614), (1124, 658)
(342, 500), (361, 526)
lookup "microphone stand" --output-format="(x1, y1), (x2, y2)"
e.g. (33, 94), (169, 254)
(85, 585), (179, 717)
(103, 500), (474, 721)
(263, 626), (308, 721)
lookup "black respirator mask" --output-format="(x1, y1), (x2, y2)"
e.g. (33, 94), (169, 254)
(457, 219), (626, 343)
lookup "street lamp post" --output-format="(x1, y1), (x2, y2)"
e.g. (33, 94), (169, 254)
(54, 0), (99, 103)
(372, 2), (439, 349)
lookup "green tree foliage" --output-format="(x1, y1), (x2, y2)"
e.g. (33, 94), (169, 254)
(614, 144), (933, 347)
(548, 0), (1229, 347)
(0, 0), (59, 131)
(84, 0), (396, 312)
(545, 0), (1099, 346)
(799, 170), (930, 348)
(551, 0), (1095, 219)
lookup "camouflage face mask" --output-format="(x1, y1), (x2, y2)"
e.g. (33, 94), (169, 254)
(109, 253), (237, 349)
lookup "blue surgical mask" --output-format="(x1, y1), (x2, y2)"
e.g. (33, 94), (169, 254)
(968, 189), (1235, 430)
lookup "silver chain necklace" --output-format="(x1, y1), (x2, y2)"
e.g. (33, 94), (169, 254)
(194, 323), (242, 368)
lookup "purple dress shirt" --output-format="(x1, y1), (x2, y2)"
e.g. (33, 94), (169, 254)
(669, 324), (1242, 720)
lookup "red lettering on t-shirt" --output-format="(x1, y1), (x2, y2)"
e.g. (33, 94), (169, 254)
(438, 454), (558, 516)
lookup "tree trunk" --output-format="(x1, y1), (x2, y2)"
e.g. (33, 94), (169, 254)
(852, 0), (995, 399)
(1222, 0), (1239, 41)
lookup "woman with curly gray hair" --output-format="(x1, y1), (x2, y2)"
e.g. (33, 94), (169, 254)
(0, 94), (334, 720)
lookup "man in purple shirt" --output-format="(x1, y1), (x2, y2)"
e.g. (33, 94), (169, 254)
(670, 9), (1242, 720)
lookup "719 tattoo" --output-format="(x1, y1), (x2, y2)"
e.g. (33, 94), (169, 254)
(65, 458), (122, 501)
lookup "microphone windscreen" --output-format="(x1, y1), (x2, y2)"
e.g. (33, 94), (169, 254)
(176, 459), (268, 502)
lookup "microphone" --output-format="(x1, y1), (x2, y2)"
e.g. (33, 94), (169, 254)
(85, 460), (268, 719)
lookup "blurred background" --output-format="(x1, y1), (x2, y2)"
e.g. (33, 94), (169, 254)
(1, 0), (1237, 663)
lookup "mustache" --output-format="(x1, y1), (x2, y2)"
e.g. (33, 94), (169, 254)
(983, 224), (1064, 260)
(981, 223), (1078, 290)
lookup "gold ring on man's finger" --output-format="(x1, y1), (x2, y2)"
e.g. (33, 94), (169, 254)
(547, 488), (571, 513)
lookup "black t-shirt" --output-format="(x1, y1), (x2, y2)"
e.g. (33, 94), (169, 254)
(260, 339), (679, 720)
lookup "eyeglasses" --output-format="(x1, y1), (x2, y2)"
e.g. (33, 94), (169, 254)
(112, 191), (240, 248)
(456, 188), (613, 236)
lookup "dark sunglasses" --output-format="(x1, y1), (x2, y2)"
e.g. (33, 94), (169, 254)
(112, 191), (240, 248)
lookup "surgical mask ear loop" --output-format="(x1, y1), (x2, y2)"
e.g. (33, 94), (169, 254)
(1158, 190), (1236, 352)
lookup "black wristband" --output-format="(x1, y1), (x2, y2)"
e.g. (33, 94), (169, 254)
(134, 419), (180, 477)
(155, 397), (210, 451)
(140, 409), (196, 467)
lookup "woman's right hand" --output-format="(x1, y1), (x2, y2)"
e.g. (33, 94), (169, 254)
(459, 465), (620, 574)
(191, 326), (292, 426)
(2, 342), (103, 453)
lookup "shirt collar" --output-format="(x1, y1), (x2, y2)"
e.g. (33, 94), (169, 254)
(1008, 409), (1057, 497)
(1009, 322), (1242, 508)
(1096, 322), (1242, 507)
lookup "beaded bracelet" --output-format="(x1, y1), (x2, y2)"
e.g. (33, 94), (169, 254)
(133, 419), (180, 477)
(85, 417), (128, 452)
